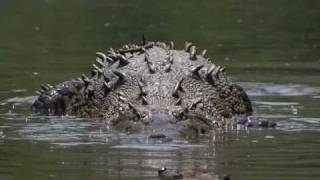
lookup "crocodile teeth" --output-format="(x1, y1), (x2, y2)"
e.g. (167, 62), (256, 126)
(76, 77), (82, 82)
(40, 84), (48, 91)
(119, 96), (127, 102)
(35, 90), (42, 95)
(189, 46), (197, 60)
(212, 65), (221, 77)
(207, 65), (215, 74)
(96, 52), (107, 62)
(141, 47), (146, 53)
(91, 69), (97, 77)
(145, 53), (155, 73)
(46, 84), (54, 89)
(164, 63), (171, 72)
(191, 64), (204, 76)
(95, 58), (105, 68)
(141, 96), (148, 105)
(184, 42), (193, 52)
(112, 70), (126, 81)
(160, 42), (167, 49)
(138, 80), (147, 96)
(172, 77), (184, 97)
(117, 91), (125, 97)
(144, 53), (150, 62)
(201, 49), (207, 57)
(81, 74), (90, 86)
(189, 99), (202, 110)
(123, 45), (129, 50)
(107, 48), (115, 55)
(128, 102), (139, 115)
(206, 65), (216, 84)
(169, 41), (174, 49)
(174, 98), (182, 105)
(148, 63), (156, 73)
(92, 64), (103, 75)
(103, 82), (112, 92)
(138, 76), (145, 84)
(166, 51), (174, 64)
(117, 54), (129, 65)
(106, 56), (114, 63)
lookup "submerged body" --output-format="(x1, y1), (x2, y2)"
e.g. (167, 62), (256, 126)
(32, 41), (257, 136)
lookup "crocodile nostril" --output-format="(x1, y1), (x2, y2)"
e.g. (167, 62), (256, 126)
(149, 133), (166, 139)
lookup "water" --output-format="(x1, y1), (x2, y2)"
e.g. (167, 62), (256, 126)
(1, 0), (320, 179)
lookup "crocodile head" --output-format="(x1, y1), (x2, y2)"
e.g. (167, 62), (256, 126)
(32, 41), (258, 140)
(110, 105), (210, 140)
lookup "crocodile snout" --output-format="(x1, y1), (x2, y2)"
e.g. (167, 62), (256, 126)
(147, 110), (177, 141)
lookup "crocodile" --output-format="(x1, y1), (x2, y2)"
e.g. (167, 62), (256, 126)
(32, 40), (274, 137)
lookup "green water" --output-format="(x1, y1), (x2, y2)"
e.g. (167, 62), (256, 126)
(0, 0), (320, 179)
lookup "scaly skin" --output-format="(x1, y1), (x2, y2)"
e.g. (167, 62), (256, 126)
(32, 41), (257, 133)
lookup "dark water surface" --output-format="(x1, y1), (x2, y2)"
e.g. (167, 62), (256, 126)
(1, 0), (320, 179)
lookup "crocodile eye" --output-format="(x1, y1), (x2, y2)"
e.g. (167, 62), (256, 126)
(172, 112), (178, 118)
(140, 111), (147, 118)
(141, 112), (151, 124)
(172, 111), (183, 119)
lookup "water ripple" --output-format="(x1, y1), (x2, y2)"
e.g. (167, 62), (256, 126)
(0, 82), (319, 144)
(240, 82), (320, 96)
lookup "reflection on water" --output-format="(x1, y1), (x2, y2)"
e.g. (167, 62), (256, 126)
(1, 0), (320, 179)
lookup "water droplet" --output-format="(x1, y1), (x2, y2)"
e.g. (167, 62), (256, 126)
(104, 22), (110, 28)
(265, 136), (274, 139)
(237, 18), (243, 24)
(34, 26), (40, 32)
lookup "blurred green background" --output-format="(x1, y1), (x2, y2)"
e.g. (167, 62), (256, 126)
(0, 0), (319, 97)
(0, 1), (320, 180)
